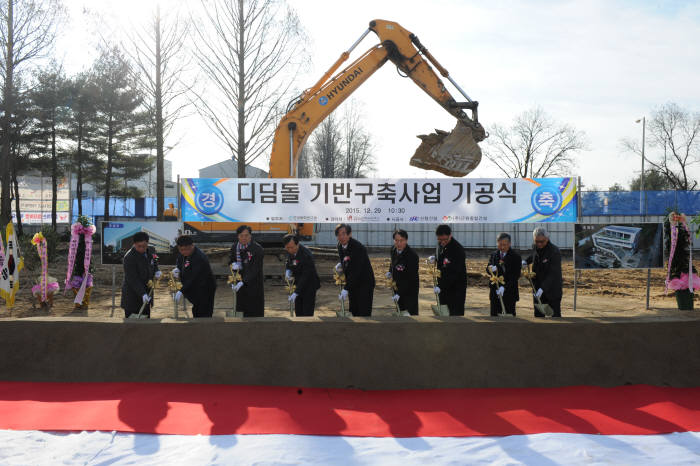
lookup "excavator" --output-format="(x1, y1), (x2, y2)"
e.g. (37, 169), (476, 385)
(185, 19), (486, 242)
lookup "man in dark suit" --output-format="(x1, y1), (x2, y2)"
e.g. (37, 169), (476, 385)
(284, 234), (321, 316)
(486, 232), (521, 316)
(336, 223), (375, 316)
(229, 225), (265, 317)
(527, 227), (563, 318)
(173, 235), (217, 317)
(429, 224), (467, 316)
(121, 231), (161, 318)
(387, 229), (419, 315)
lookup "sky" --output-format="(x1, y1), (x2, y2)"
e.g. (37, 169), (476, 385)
(57, 0), (700, 190)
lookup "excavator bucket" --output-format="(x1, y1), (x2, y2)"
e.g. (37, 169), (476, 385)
(410, 121), (482, 177)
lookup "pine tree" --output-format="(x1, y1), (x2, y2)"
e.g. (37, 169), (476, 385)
(7, 83), (33, 235)
(92, 46), (153, 220)
(64, 72), (99, 217)
(27, 64), (71, 230)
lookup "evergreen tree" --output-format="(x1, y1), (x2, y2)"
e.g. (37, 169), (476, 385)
(64, 72), (99, 217)
(27, 64), (71, 230)
(7, 83), (33, 235)
(92, 46), (153, 220)
(629, 168), (674, 191)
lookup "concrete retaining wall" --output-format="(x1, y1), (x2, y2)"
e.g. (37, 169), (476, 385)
(1, 317), (699, 389)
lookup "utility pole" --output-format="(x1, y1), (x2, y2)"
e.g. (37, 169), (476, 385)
(636, 116), (650, 310)
(636, 117), (646, 215)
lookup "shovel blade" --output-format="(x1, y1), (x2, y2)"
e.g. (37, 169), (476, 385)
(431, 304), (450, 316)
(535, 303), (554, 317)
(410, 121), (482, 177)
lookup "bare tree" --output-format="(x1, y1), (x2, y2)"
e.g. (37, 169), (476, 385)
(308, 115), (341, 178)
(124, 3), (191, 220)
(337, 101), (374, 178)
(621, 103), (699, 191)
(0, 0), (65, 225)
(296, 144), (310, 178)
(307, 100), (375, 178)
(191, 0), (307, 177)
(484, 107), (587, 178)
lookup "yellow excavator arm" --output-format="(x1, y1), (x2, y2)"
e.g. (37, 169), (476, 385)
(269, 19), (487, 178)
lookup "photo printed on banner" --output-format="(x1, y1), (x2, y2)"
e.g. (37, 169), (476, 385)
(101, 222), (183, 265)
(574, 223), (664, 270)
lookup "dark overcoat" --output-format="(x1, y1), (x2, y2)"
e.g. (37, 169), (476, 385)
(121, 246), (159, 317)
(229, 241), (265, 317)
(436, 237), (467, 316)
(390, 245), (419, 315)
(530, 241), (563, 301)
(338, 237), (375, 316)
(486, 248), (522, 315)
(176, 246), (217, 317)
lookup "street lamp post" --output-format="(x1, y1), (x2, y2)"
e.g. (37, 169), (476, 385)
(636, 117), (646, 215)
(636, 116), (651, 310)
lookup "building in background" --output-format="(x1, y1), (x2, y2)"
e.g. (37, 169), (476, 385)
(70, 159), (178, 200)
(128, 159), (178, 198)
(199, 159), (268, 178)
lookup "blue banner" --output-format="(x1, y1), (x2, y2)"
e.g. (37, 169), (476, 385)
(180, 177), (578, 223)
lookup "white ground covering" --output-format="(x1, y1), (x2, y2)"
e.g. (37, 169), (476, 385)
(0, 430), (698, 465)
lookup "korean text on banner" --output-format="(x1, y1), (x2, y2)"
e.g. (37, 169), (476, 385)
(181, 178), (577, 224)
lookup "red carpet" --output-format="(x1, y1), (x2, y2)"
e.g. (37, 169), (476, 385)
(0, 382), (698, 437)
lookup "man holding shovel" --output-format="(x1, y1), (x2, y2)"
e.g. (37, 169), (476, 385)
(173, 235), (217, 318)
(336, 223), (375, 317)
(283, 234), (321, 317)
(429, 224), (467, 316)
(121, 231), (161, 318)
(229, 225), (265, 317)
(388, 229), (419, 315)
(525, 227), (563, 318)
(487, 233), (521, 316)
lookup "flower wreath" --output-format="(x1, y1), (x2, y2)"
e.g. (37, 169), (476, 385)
(65, 216), (96, 305)
(31, 232), (59, 303)
(666, 212), (699, 293)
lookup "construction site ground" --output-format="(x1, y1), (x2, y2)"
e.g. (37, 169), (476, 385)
(6, 248), (699, 320)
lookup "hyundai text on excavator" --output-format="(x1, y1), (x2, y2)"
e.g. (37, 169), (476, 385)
(185, 19), (486, 243)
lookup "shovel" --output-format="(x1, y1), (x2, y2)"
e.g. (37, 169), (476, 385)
(334, 269), (351, 317)
(285, 275), (296, 318)
(522, 264), (554, 317)
(129, 283), (154, 319)
(167, 270), (184, 319)
(487, 268), (507, 316)
(227, 264), (244, 318)
(385, 276), (407, 317)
